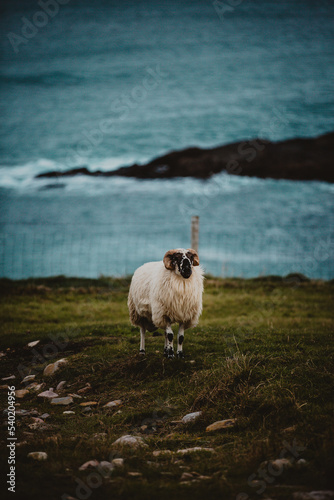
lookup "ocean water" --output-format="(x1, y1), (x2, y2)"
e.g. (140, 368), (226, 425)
(0, 0), (333, 279)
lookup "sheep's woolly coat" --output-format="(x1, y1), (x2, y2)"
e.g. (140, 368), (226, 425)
(128, 261), (204, 331)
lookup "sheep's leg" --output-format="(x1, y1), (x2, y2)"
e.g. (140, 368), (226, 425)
(164, 324), (174, 359)
(177, 324), (185, 358)
(139, 326), (146, 354)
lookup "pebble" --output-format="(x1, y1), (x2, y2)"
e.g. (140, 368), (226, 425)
(77, 383), (92, 394)
(181, 411), (202, 424)
(38, 388), (58, 399)
(56, 381), (66, 391)
(69, 393), (82, 399)
(27, 340), (40, 348)
(112, 435), (148, 449)
(99, 461), (114, 473)
(176, 447), (215, 455)
(206, 419), (236, 432)
(104, 400), (122, 408)
(112, 458), (124, 468)
(153, 450), (172, 457)
(80, 401), (97, 406)
(63, 410), (75, 415)
(15, 389), (29, 398)
(43, 358), (67, 377)
(28, 383), (43, 392)
(40, 413), (50, 419)
(293, 492), (334, 500)
(128, 472), (142, 478)
(51, 396), (73, 405)
(269, 457), (293, 470)
(2, 375), (15, 381)
(79, 460), (99, 471)
(22, 375), (36, 383)
(27, 451), (48, 461)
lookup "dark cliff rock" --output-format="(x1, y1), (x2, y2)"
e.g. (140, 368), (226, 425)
(36, 131), (334, 182)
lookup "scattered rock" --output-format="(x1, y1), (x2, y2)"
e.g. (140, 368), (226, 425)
(27, 451), (48, 461)
(56, 381), (66, 392)
(293, 492), (334, 500)
(81, 406), (92, 413)
(180, 472), (196, 481)
(176, 447), (215, 455)
(2, 375), (15, 381)
(104, 400), (122, 408)
(15, 409), (32, 417)
(63, 410), (75, 415)
(79, 460), (99, 471)
(268, 458), (293, 470)
(28, 417), (49, 430)
(22, 375), (36, 384)
(112, 435), (148, 449)
(112, 458), (124, 468)
(28, 383), (44, 392)
(27, 340), (40, 348)
(51, 396), (73, 405)
(80, 401), (97, 406)
(181, 411), (202, 424)
(153, 450), (172, 457)
(99, 461), (114, 473)
(128, 472), (142, 478)
(69, 393), (82, 399)
(38, 388), (58, 399)
(43, 358), (67, 377)
(40, 413), (50, 419)
(15, 389), (29, 398)
(77, 383), (92, 394)
(206, 419), (236, 432)
(296, 458), (308, 468)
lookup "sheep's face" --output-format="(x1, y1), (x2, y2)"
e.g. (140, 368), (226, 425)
(163, 248), (200, 279)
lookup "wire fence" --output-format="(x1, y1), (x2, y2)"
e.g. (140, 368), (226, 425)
(0, 220), (333, 280)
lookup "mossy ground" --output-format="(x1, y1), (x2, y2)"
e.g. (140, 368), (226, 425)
(0, 276), (333, 500)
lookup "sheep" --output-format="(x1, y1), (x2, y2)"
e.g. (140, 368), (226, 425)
(128, 248), (204, 358)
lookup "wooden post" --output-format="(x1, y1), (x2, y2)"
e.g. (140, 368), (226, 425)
(191, 216), (199, 253)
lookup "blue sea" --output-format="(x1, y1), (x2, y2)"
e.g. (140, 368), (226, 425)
(0, 0), (333, 279)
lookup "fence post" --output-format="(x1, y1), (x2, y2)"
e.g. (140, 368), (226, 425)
(191, 216), (199, 253)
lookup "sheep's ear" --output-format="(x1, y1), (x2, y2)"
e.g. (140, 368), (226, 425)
(187, 248), (200, 266)
(163, 250), (176, 270)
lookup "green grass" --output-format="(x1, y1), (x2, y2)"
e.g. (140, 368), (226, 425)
(0, 276), (333, 500)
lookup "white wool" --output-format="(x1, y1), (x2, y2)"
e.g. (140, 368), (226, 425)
(128, 258), (204, 331)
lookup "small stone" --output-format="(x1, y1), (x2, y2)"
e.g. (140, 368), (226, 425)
(180, 472), (195, 481)
(79, 460), (99, 471)
(206, 419), (236, 432)
(29, 383), (43, 392)
(38, 388), (58, 399)
(112, 458), (124, 468)
(176, 447), (215, 455)
(82, 407), (92, 413)
(40, 413), (50, 419)
(63, 411), (75, 415)
(51, 396), (73, 405)
(112, 435), (147, 449)
(181, 411), (202, 424)
(56, 380), (66, 391)
(22, 375), (36, 383)
(28, 451), (48, 461)
(0, 351), (6, 357)
(104, 400), (122, 408)
(77, 383), (91, 394)
(27, 340), (40, 348)
(15, 389), (29, 398)
(80, 401), (97, 406)
(99, 461), (114, 473)
(293, 492), (334, 500)
(15, 409), (31, 417)
(128, 472), (142, 477)
(190, 360), (196, 364)
(269, 457), (293, 470)
(141, 425), (148, 432)
(43, 358), (67, 377)
(296, 458), (308, 468)
(153, 450), (172, 457)
(69, 393), (82, 399)
(2, 375), (15, 381)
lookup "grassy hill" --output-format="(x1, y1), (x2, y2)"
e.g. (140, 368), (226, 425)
(0, 276), (333, 500)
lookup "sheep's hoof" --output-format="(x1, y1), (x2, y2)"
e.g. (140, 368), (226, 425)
(139, 349), (146, 355)
(177, 351), (184, 359)
(164, 347), (174, 359)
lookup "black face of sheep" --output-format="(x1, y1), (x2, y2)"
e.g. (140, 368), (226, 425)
(163, 249), (200, 279)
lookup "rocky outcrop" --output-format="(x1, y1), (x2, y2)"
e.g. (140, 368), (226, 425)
(36, 131), (334, 182)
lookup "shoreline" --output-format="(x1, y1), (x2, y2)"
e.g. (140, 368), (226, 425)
(36, 131), (334, 183)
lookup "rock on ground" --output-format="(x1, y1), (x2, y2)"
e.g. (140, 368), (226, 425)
(27, 452), (48, 461)
(206, 419), (236, 432)
(181, 411), (202, 424)
(112, 435), (147, 449)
